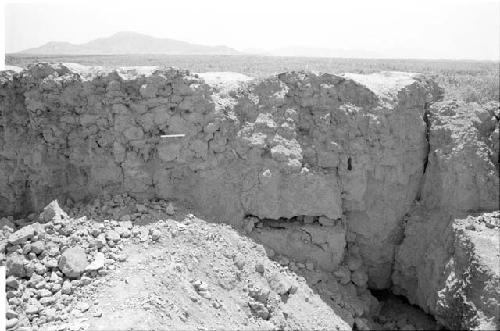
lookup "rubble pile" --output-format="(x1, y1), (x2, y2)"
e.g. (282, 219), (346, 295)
(2, 197), (365, 330)
(2, 197), (176, 330)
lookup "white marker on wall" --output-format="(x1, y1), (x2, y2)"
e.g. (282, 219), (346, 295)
(160, 134), (186, 138)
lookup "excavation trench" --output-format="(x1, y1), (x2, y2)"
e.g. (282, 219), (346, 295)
(369, 290), (444, 331)
(0, 64), (440, 328)
(2, 64), (498, 330)
(244, 214), (445, 330)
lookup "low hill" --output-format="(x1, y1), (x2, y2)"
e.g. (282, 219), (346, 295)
(18, 31), (240, 56)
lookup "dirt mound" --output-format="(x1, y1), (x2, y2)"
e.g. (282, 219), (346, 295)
(2, 198), (354, 330)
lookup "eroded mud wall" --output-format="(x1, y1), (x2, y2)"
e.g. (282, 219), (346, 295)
(392, 100), (500, 330)
(0, 64), (443, 290)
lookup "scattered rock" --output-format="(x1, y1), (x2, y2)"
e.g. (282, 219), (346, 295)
(116, 254), (128, 262)
(6, 276), (19, 289)
(76, 302), (90, 312)
(198, 290), (212, 299)
(255, 262), (265, 274)
(6, 253), (26, 277)
(248, 301), (270, 320)
(117, 226), (131, 238)
(234, 255), (245, 270)
(96, 234), (106, 248)
(52, 283), (62, 292)
(266, 272), (292, 296)
(6, 318), (19, 329)
(45, 258), (59, 269)
(45, 242), (60, 256)
(81, 276), (92, 285)
(248, 286), (270, 304)
(40, 296), (56, 305)
(6, 309), (19, 319)
(40, 200), (68, 223)
(150, 229), (161, 241)
(193, 280), (209, 292)
(85, 252), (105, 272)
(22, 243), (31, 255)
(8, 226), (35, 245)
(25, 303), (40, 315)
(30, 241), (45, 254)
(105, 230), (121, 242)
(139, 229), (149, 242)
(59, 247), (88, 278)
(43, 308), (57, 322)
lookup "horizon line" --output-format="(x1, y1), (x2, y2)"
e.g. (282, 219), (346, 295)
(5, 52), (500, 63)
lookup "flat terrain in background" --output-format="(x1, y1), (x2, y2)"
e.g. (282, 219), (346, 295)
(7, 54), (499, 103)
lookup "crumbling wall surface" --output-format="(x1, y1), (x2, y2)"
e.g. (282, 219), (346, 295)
(0, 64), (442, 288)
(419, 100), (499, 212)
(212, 71), (443, 288)
(0, 63), (215, 215)
(393, 212), (500, 330)
(393, 100), (500, 330)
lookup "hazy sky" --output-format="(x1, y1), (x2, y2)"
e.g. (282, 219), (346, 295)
(3, 0), (500, 60)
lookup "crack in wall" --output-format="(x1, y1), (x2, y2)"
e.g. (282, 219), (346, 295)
(422, 102), (432, 175)
(416, 101), (432, 203)
(384, 101), (435, 293)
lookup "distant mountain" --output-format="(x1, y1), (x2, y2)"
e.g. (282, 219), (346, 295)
(16, 31), (384, 59)
(18, 31), (241, 55)
(269, 46), (385, 59)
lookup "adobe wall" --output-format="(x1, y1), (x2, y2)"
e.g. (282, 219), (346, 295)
(0, 64), (444, 290)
